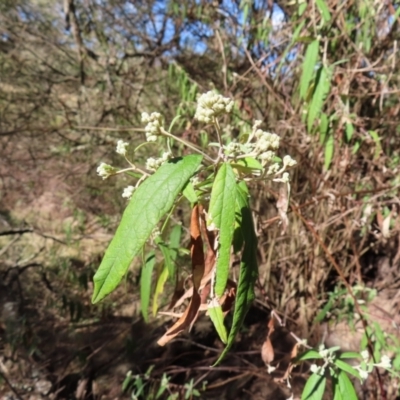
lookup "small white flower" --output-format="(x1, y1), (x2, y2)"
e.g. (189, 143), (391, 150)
(259, 150), (275, 163)
(195, 91), (234, 123)
(378, 355), (391, 369)
(310, 364), (320, 374)
(97, 163), (116, 179)
(122, 185), (135, 199)
(267, 163), (280, 175)
(146, 135), (158, 142)
(146, 157), (159, 171)
(161, 151), (172, 161)
(225, 141), (242, 157)
(283, 155), (297, 168)
(361, 350), (369, 361)
(359, 369), (369, 380)
(141, 111), (164, 141)
(252, 120), (263, 130)
(116, 140), (129, 155)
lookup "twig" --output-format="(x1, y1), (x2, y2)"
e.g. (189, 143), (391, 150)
(0, 228), (33, 236)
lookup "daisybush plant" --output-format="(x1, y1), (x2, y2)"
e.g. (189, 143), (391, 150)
(92, 91), (296, 364)
(297, 344), (393, 400)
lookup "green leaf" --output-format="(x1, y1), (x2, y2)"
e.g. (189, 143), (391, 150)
(315, 0), (331, 22)
(277, 20), (305, 74)
(369, 130), (382, 160)
(301, 373), (326, 400)
(92, 154), (203, 303)
(183, 181), (198, 204)
(340, 352), (361, 360)
(334, 359), (361, 380)
(324, 133), (334, 171)
(319, 113), (329, 144)
(338, 370), (358, 399)
(208, 300), (228, 344)
(300, 40), (319, 100)
(345, 122), (354, 142)
(307, 66), (333, 133)
(214, 181), (258, 365)
(157, 239), (174, 280)
(298, 2), (307, 16)
(153, 263), (169, 316)
(140, 252), (156, 323)
(352, 140), (361, 154)
(169, 225), (182, 262)
(232, 157), (263, 174)
(208, 163), (237, 297)
(332, 377), (342, 400)
(296, 349), (323, 361)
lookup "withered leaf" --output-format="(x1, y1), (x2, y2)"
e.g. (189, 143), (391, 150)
(261, 317), (275, 365)
(157, 205), (205, 346)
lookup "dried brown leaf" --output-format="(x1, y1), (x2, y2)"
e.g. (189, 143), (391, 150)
(157, 205), (205, 346)
(261, 337), (275, 364)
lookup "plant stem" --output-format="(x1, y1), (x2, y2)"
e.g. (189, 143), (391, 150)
(160, 128), (214, 163)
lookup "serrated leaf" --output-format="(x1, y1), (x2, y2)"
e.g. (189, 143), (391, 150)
(338, 371), (358, 399)
(324, 133), (334, 171)
(334, 359), (361, 380)
(140, 252), (155, 323)
(208, 163), (237, 297)
(214, 181), (258, 365)
(315, 0), (331, 22)
(300, 40), (319, 100)
(307, 66), (332, 133)
(208, 299), (228, 344)
(301, 373), (326, 400)
(92, 154), (203, 303)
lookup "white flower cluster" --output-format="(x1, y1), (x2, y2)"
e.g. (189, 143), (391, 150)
(223, 121), (297, 174)
(116, 140), (129, 156)
(195, 91), (234, 123)
(97, 162), (117, 179)
(145, 151), (171, 171)
(122, 185), (135, 199)
(224, 141), (252, 158)
(141, 112), (164, 142)
(354, 351), (392, 381)
(254, 129), (280, 153)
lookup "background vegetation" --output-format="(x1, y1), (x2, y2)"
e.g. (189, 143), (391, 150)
(1, 0), (400, 399)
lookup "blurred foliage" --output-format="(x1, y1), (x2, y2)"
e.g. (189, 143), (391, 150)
(1, 0), (400, 398)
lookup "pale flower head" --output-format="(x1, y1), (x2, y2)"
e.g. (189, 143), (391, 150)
(283, 155), (297, 168)
(361, 350), (369, 361)
(378, 355), (391, 369)
(122, 185), (135, 199)
(97, 163), (117, 179)
(141, 111), (164, 141)
(116, 140), (129, 156)
(145, 151), (171, 171)
(195, 91), (234, 123)
(359, 369), (369, 380)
